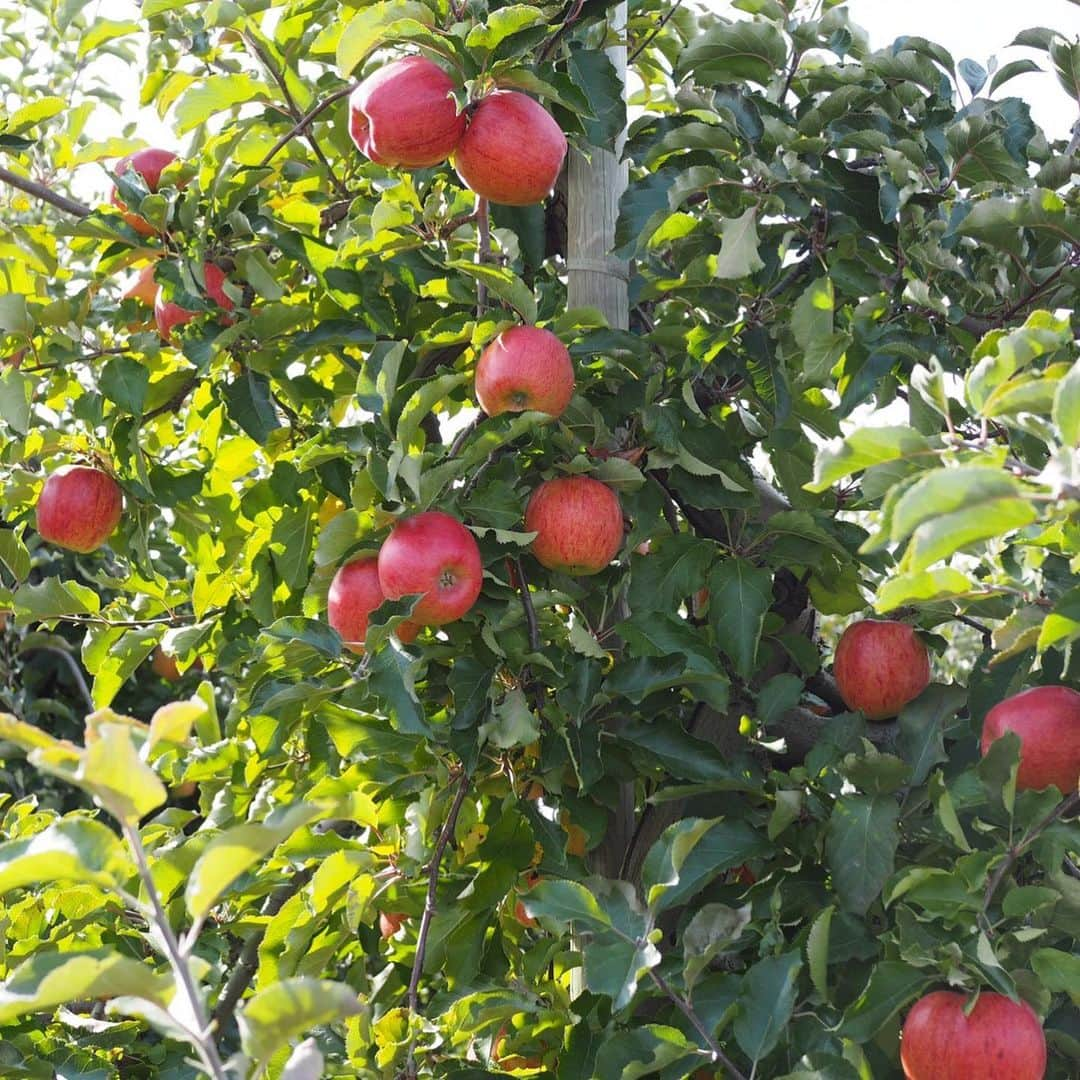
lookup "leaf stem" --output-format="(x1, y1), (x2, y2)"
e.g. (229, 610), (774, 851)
(121, 820), (228, 1080)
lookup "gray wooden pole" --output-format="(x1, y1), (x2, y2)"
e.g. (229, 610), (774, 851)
(566, 2), (629, 329)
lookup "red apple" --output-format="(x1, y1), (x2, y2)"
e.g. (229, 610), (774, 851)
(36, 466), (123, 554)
(151, 647), (203, 683)
(833, 619), (930, 721)
(525, 476), (623, 575)
(123, 263), (159, 306)
(328, 556), (420, 654)
(349, 56), (465, 168)
(454, 91), (567, 206)
(900, 990), (1046, 1080)
(981, 684), (1080, 794)
(154, 263), (234, 341)
(475, 326), (574, 418)
(112, 148), (179, 236)
(377, 511), (483, 625)
(379, 911), (408, 938)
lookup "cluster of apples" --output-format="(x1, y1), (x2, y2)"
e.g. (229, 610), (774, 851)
(833, 618), (1080, 797)
(348, 55), (567, 206)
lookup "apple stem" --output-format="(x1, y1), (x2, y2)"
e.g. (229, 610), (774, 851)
(121, 820), (229, 1080)
(980, 790), (1080, 935)
(405, 771), (472, 1073)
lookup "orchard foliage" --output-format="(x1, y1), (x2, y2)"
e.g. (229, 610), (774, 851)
(0, 0), (1078, 1077)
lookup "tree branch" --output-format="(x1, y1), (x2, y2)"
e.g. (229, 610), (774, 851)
(627, 0), (683, 65)
(259, 83), (357, 169)
(212, 867), (314, 1029)
(407, 772), (471, 1015)
(980, 791), (1080, 935)
(0, 166), (91, 217)
(475, 196), (490, 317)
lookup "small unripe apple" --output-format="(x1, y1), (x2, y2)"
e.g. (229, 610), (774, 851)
(123, 263), (159, 307)
(475, 326), (574, 418)
(454, 91), (567, 206)
(154, 263), (234, 341)
(36, 466), (123, 553)
(513, 871), (541, 928)
(328, 556), (420, 654)
(833, 619), (930, 721)
(379, 911), (408, 938)
(377, 512), (483, 626)
(981, 684), (1080, 793)
(151, 647), (203, 683)
(112, 148), (179, 236)
(492, 1026), (544, 1072)
(525, 476), (623, 575)
(900, 990), (1046, 1079)
(349, 56), (465, 168)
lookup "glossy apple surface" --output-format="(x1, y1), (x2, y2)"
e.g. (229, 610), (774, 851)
(154, 263), (234, 341)
(525, 476), (623, 575)
(981, 684), (1080, 793)
(475, 325), (574, 418)
(349, 56), (465, 168)
(36, 465), (123, 553)
(328, 556), (419, 654)
(112, 148), (179, 236)
(454, 91), (567, 206)
(833, 619), (930, 721)
(900, 990), (1046, 1080)
(377, 512), (483, 625)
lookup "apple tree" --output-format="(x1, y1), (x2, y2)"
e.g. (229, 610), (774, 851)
(0, 0), (1078, 1077)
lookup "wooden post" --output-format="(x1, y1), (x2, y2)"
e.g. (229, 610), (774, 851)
(566, 1), (629, 329)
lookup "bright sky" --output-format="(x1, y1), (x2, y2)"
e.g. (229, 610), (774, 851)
(33, 0), (1080, 197)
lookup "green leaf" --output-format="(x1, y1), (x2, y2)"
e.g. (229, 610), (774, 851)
(714, 208), (765, 280)
(683, 903), (752, 992)
(0, 949), (172, 1024)
(642, 817), (770, 912)
(13, 578), (100, 623)
(1038, 586), (1080, 652)
(336, 2), (436, 75)
(806, 426), (932, 494)
(617, 718), (758, 787)
(238, 977), (362, 1063)
(1031, 948), (1080, 1005)
(175, 74), (270, 132)
(77, 18), (140, 59)
(478, 688), (540, 749)
(627, 534), (714, 616)
(988, 58), (1043, 93)
(521, 879), (613, 930)
(0, 526), (31, 583)
(978, 729), (1020, 817)
(0, 368), (33, 434)
(223, 370), (282, 443)
(825, 794), (899, 915)
(708, 559), (772, 680)
(447, 263), (537, 323)
(896, 683), (966, 785)
(568, 49), (627, 148)
(676, 19), (788, 86)
(792, 277), (840, 383)
(102, 357), (150, 416)
(0, 819), (129, 895)
(841, 961), (930, 1042)
(733, 951), (803, 1063)
(807, 905), (833, 1004)
(367, 641), (429, 735)
(1053, 357), (1080, 446)
(464, 5), (544, 52)
(875, 568), (975, 612)
(185, 803), (324, 918)
(584, 934), (661, 1012)
(955, 188), (1080, 255)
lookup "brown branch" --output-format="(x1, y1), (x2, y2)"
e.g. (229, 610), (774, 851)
(514, 557), (541, 656)
(980, 791), (1080, 935)
(538, 0), (587, 64)
(243, 33), (348, 198)
(212, 867), (314, 1029)
(142, 377), (198, 423)
(406, 773), (471, 1015)
(0, 166), (91, 217)
(627, 0), (684, 65)
(259, 82), (357, 169)
(475, 196), (490, 316)
(447, 417), (479, 458)
(648, 968), (748, 1080)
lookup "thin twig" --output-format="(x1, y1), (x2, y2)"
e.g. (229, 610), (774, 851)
(779, 48), (803, 102)
(447, 417), (479, 458)
(952, 612), (992, 648)
(0, 166), (91, 217)
(514, 558), (541, 655)
(259, 83), (357, 168)
(244, 33), (348, 198)
(122, 821), (228, 1080)
(538, 0), (587, 63)
(475, 197), (490, 316)
(648, 968), (748, 1080)
(142, 377), (198, 423)
(980, 791), (1080, 935)
(628, 0), (684, 65)
(19, 645), (94, 712)
(212, 867), (314, 1029)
